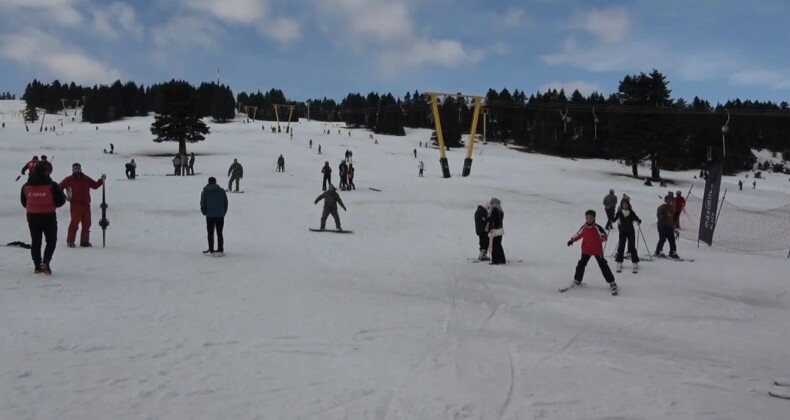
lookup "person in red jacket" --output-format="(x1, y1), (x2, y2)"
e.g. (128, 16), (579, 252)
(59, 163), (105, 247)
(672, 190), (686, 229)
(20, 155), (39, 178)
(567, 209), (617, 291)
(21, 162), (66, 274)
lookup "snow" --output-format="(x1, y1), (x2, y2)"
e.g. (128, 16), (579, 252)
(1, 100), (789, 419)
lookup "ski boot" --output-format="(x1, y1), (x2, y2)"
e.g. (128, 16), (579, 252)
(616, 262), (623, 273)
(668, 252), (680, 260)
(632, 262), (639, 273)
(39, 263), (52, 275)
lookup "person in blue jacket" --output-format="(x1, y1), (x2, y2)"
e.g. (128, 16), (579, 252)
(200, 177), (228, 256)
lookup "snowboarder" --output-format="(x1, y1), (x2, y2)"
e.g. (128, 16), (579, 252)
(187, 153), (195, 175)
(338, 160), (349, 191)
(227, 159), (243, 192)
(276, 154), (285, 172)
(487, 198), (506, 264)
(612, 198), (642, 273)
(672, 190), (686, 229)
(321, 161), (332, 191)
(200, 177), (228, 256)
(347, 163), (356, 190)
(21, 162), (66, 274)
(172, 154), (182, 176)
(314, 185), (346, 231)
(602, 189), (617, 230)
(475, 204), (489, 261)
(125, 159), (137, 179)
(567, 210), (617, 291)
(418, 160), (425, 177)
(655, 195), (679, 258)
(59, 162), (105, 247)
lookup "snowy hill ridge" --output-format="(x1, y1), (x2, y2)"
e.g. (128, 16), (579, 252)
(1, 103), (789, 419)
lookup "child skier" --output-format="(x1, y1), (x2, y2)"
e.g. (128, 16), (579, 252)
(567, 210), (617, 293)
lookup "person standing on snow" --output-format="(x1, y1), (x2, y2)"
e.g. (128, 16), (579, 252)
(227, 158), (243, 192)
(612, 198), (642, 273)
(125, 159), (137, 179)
(567, 209), (617, 291)
(21, 162), (66, 274)
(338, 160), (349, 190)
(347, 163), (356, 190)
(187, 153), (196, 175)
(200, 177), (228, 256)
(672, 190), (686, 229)
(321, 161), (332, 191)
(20, 155), (39, 179)
(59, 162), (105, 247)
(172, 154), (182, 176)
(487, 198), (506, 264)
(314, 185), (346, 230)
(655, 195), (679, 258)
(39, 155), (53, 176)
(602, 189), (617, 230)
(418, 160), (425, 177)
(475, 204), (490, 261)
(277, 154), (285, 172)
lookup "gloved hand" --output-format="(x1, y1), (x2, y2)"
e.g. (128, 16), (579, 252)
(567, 240), (573, 247)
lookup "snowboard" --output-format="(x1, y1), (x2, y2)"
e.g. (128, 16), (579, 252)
(309, 228), (353, 234)
(770, 377), (790, 399)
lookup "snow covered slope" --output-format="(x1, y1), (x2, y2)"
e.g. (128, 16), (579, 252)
(1, 102), (788, 419)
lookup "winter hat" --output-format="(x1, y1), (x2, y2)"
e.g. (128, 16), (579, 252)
(490, 197), (501, 207)
(329, 184), (336, 191)
(676, 190), (682, 196)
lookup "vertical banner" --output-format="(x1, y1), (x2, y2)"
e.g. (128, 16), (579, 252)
(698, 163), (723, 245)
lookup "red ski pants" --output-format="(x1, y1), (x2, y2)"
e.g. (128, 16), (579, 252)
(67, 203), (92, 244)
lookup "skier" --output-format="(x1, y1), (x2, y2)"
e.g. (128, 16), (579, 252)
(602, 189), (617, 230)
(276, 154), (285, 172)
(612, 198), (642, 273)
(738, 180), (743, 190)
(338, 160), (348, 191)
(672, 190), (686, 229)
(180, 153), (188, 176)
(418, 160), (425, 177)
(188, 153), (195, 175)
(20, 162), (66, 274)
(172, 154), (182, 176)
(309, 139), (313, 149)
(318, 144), (322, 154)
(347, 163), (356, 190)
(567, 210), (617, 291)
(314, 185), (346, 230)
(110, 143), (114, 154)
(487, 198), (506, 264)
(125, 159), (137, 179)
(200, 177), (228, 256)
(655, 195), (679, 258)
(475, 204), (489, 261)
(39, 155), (53, 176)
(413, 148), (417, 158)
(321, 161), (332, 191)
(20, 155), (39, 179)
(59, 162), (105, 247)
(227, 159), (243, 192)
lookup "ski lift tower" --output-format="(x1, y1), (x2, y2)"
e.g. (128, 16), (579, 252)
(426, 92), (484, 177)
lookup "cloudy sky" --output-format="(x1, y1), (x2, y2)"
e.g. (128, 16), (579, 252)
(1, 0), (789, 104)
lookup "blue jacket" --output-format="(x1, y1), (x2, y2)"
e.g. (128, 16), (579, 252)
(200, 183), (228, 218)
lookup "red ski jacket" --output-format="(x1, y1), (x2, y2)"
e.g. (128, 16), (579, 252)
(59, 174), (102, 205)
(569, 223), (608, 256)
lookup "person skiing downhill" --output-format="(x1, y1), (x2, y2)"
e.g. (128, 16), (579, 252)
(21, 162), (66, 274)
(612, 198), (642, 273)
(487, 198), (506, 265)
(227, 159), (243, 192)
(59, 163), (105, 247)
(475, 204), (489, 261)
(602, 189), (617, 230)
(314, 185), (346, 230)
(567, 210), (617, 292)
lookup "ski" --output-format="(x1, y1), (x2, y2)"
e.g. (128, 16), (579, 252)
(559, 281), (581, 293)
(775, 377), (790, 387)
(653, 254), (694, 262)
(465, 258), (523, 264)
(769, 389), (790, 400)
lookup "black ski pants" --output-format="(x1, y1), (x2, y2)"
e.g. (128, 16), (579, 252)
(490, 236), (506, 264)
(478, 233), (488, 252)
(320, 206), (341, 229)
(574, 254), (615, 284)
(206, 217), (224, 252)
(615, 227), (639, 263)
(228, 175), (240, 192)
(604, 207), (615, 229)
(27, 214), (57, 267)
(656, 224), (676, 255)
(322, 175), (331, 191)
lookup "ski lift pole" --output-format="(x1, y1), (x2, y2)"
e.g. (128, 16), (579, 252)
(99, 180), (109, 247)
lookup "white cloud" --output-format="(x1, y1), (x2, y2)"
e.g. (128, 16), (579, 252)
(177, 0), (267, 25)
(730, 70), (790, 90)
(572, 8), (630, 43)
(0, 29), (121, 83)
(539, 80), (603, 96)
(258, 18), (300, 44)
(151, 15), (222, 50)
(0, 0), (83, 27)
(379, 38), (483, 72)
(314, 0), (413, 43)
(91, 2), (143, 40)
(495, 8), (531, 29)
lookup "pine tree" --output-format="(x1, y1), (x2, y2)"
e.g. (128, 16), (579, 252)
(150, 80), (209, 155)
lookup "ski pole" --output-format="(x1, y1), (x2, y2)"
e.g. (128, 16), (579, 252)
(638, 225), (652, 261)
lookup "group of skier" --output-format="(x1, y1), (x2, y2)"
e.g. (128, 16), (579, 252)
(474, 198), (506, 264)
(171, 152), (196, 176)
(321, 160), (355, 191)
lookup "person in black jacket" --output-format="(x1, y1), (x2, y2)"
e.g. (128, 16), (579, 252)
(321, 161), (332, 191)
(20, 162), (66, 274)
(475, 204), (489, 260)
(612, 197), (642, 272)
(487, 198), (506, 265)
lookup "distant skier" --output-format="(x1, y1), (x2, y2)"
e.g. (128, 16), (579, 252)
(413, 148), (417, 158)
(200, 177), (228, 256)
(318, 144), (322, 154)
(475, 204), (489, 261)
(567, 209), (617, 291)
(602, 189), (617, 230)
(59, 162), (105, 247)
(227, 159), (243, 192)
(20, 155), (39, 180)
(338, 160), (349, 190)
(655, 195), (678, 258)
(672, 190), (685, 229)
(347, 163), (356, 190)
(612, 198), (642, 273)
(187, 153), (195, 175)
(738, 180), (743, 190)
(21, 162), (66, 274)
(309, 139), (313, 149)
(180, 153), (188, 176)
(314, 185), (346, 231)
(277, 154), (285, 172)
(172, 154), (182, 176)
(321, 161), (332, 191)
(110, 143), (114, 154)
(418, 160), (425, 177)
(487, 198), (506, 264)
(125, 159), (137, 179)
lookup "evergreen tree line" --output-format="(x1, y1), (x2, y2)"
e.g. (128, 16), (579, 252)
(22, 79), (235, 124)
(1, 92), (16, 100)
